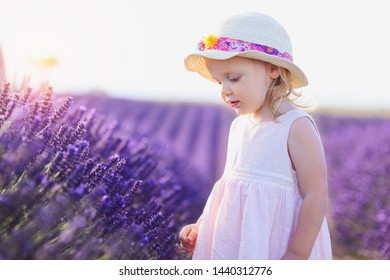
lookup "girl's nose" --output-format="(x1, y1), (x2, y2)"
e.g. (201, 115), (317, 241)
(220, 83), (232, 96)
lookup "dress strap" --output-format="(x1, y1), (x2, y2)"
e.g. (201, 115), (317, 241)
(281, 109), (319, 135)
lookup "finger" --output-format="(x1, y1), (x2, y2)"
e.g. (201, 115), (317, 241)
(180, 240), (195, 251)
(187, 229), (197, 242)
(179, 226), (191, 241)
(182, 247), (194, 255)
(179, 235), (190, 244)
(180, 242), (193, 250)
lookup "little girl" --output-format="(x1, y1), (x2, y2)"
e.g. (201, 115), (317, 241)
(179, 12), (332, 260)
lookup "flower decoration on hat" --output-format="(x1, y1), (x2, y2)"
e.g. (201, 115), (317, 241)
(197, 35), (293, 62)
(203, 34), (219, 50)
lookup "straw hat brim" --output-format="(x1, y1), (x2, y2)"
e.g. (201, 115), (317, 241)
(184, 50), (308, 89)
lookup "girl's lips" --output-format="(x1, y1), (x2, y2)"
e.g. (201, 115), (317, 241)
(229, 100), (240, 108)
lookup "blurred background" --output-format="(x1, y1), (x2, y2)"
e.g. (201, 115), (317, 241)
(1, 0), (390, 259)
(1, 0), (389, 110)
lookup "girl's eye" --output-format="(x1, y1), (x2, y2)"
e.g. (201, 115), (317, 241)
(229, 75), (240, 82)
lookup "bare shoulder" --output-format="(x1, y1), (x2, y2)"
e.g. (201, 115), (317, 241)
(288, 116), (326, 177)
(288, 116), (321, 146)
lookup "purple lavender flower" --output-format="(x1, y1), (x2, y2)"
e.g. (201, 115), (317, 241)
(318, 114), (390, 259)
(0, 82), (203, 260)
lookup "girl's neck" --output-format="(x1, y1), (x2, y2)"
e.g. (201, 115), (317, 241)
(251, 102), (296, 123)
(251, 107), (273, 123)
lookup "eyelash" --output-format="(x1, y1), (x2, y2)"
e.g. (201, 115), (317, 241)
(215, 76), (241, 85)
(229, 76), (240, 82)
(215, 76), (240, 85)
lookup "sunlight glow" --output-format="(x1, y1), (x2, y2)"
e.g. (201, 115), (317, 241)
(0, 0), (389, 109)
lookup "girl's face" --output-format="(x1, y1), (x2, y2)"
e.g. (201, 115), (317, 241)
(205, 56), (279, 119)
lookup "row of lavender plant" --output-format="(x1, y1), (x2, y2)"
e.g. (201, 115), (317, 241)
(318, 115), (390, 259)
(0, 82), (203, 259)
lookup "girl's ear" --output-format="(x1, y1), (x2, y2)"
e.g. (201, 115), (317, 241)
(269, 64), (280, 79)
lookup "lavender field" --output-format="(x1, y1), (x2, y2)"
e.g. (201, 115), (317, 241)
(1, 84), (389, 259)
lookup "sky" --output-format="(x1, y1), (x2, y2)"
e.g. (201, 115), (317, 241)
(0, 0), (389, 110)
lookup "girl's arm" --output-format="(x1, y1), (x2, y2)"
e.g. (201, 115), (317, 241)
(283, 116), (328, 259)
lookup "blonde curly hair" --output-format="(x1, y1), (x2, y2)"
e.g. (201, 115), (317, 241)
(266, 67), (314, 121)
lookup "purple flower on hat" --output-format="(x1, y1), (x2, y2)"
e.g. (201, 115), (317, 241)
(265, 46), (278, 55)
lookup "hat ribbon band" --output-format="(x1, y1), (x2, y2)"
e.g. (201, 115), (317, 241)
(198, 35), (293, 62)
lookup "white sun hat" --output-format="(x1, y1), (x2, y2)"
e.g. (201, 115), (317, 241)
(184, 12), (308, 88)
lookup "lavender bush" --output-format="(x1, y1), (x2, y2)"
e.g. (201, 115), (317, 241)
(0, 82), (203, 259)
(318, 115), (390, 259)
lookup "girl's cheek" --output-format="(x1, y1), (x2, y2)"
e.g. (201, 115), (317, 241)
(220, 93), (226, 103)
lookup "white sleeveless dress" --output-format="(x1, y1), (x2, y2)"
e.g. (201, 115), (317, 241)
(192, 110), (332, 260)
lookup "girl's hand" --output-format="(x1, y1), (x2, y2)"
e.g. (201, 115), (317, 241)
(179, 223), (199, 255)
